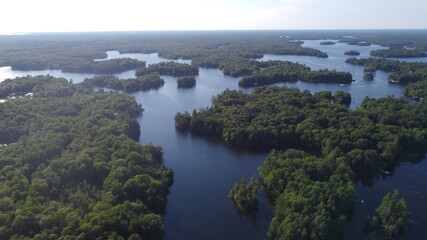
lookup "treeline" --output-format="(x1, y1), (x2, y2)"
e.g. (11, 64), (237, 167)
(238, 61), (352, 87)
(346, 57), (427, 84)
(370, 48), (427, 58)
(135, 62), (199, 77)
(0, 76), (173, 239)
(83, 74), (165, 93)
(175, 86), (427, 240)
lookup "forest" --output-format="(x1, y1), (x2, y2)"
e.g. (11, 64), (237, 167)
(0, 76), (173, 240)
(175, 86), (427, 239)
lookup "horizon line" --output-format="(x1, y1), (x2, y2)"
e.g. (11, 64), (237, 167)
(1, 28), (427, 35)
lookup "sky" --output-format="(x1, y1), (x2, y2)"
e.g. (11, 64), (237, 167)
(1, 0), (426, 33)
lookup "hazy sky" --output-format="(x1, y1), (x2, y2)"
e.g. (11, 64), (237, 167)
(1, 0), (426, 33)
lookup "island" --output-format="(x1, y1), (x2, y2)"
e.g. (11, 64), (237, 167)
(228, 177), (259, 214)
(83, 74), (165, 93)
(320, 41), (336, 45)
(238, 61), (352, 87)
(135, 62), (199, 77)
(346, 57), (427, 83)
(177, 76), (196, 88)
(364, 190), (407, 239)
(363, 67), (376, 80)
(62, 58), (146, 74)
(344, 50), (360, 56)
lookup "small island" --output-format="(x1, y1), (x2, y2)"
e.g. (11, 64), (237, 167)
(320, 41), (336, 45)
(228, 177), (259, 214)
(136, 62), (199, 77)
(83, 74), (165, 93)
(237, 61), (353, 87)
(364, 190), (407, 239)
(177, 76), (196, 88)
(63, 58), (146, 74)
(344, 50), (360, 56)
(356, 42), (371, 46)
(363, 68), (376, 80)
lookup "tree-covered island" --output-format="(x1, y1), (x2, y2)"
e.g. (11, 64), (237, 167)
(238, 61), (352, 87)
(344, 50), (360, 56)
(177, 76), (196, 88)
(83, 74), (165, 93)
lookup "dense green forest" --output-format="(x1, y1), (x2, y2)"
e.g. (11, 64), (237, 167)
(0, 75), (83, 99)
(83, 75), (165, 93)
(176, 76), (196, 88)
(344, 50), (360, 56)
(238, 61), (352, 87)
(404, 79), (427, 99)
(175, 86), (427, 239)
(135, 62), (199, 77)
(346, 57), (427, 84)
(370, 48), (427, 58)
(0, 76), (173, 239)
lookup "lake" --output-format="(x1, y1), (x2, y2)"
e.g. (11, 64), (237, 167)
(1, 40), (426, 239)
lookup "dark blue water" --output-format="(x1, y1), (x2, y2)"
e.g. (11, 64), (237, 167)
(343, 157), (427, 240)
(1, 40), (427, 239)
(129, 70), (273, 240)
